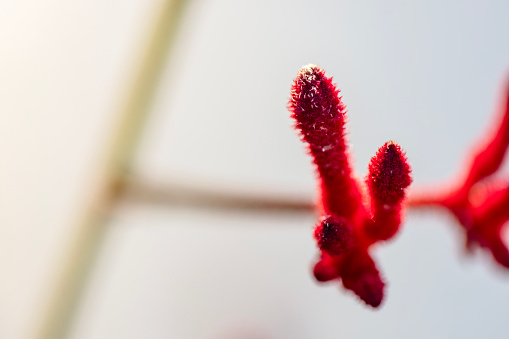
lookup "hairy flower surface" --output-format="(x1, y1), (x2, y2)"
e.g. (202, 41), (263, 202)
(289, 65), (412, 307)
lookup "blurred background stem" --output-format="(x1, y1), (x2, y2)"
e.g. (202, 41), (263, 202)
(34, 1), (188, 338)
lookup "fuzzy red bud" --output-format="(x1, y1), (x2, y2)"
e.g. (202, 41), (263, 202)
(367, 141), (412, 204)
(314, 215), (352, 256)
(340, 249), (384, 308)
(313, 254), (340, 282)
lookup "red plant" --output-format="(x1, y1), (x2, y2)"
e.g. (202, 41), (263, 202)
(408, 77), (509, 269)
(288, 65), (412, 307)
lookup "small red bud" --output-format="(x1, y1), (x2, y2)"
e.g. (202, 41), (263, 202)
(365, 141), (412, 241)
(314, 215), (352, 256)
(340, 249), (384, 308)
(367, 141), (412, 204)
(313, 254), (340, 282)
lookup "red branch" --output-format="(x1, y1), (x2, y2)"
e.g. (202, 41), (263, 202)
(408, 77), (509, 269)
(289, 65), (412, 307)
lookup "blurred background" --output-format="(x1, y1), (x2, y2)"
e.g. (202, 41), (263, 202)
(1, 0), (509, 338)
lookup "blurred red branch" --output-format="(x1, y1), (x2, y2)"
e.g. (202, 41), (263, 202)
(408, 76), (509, 269)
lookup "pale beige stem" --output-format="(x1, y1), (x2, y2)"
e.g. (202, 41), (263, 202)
(33, 1), (187, 338)
(121, 174), (316, 212)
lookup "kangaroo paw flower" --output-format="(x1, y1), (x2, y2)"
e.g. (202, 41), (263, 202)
(289, 65), (412, 307)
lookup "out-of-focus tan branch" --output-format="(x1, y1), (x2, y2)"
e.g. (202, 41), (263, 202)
(33, 1), (188, 338)
(120, 175), (316, 213)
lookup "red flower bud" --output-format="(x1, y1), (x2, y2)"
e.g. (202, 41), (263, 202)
(367, 141), (412, 204)
(313, 254), (340, 282)
(314, 215), (352, 256)
(365, 141), (412, 241)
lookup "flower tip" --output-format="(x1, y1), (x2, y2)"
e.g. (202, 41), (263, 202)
(293, 64), (324, 93)
(355, 276), (384, 308)
(297, 64), (321, 78)
(289, 64), (343, 119)
(489, 239), (509, 269)
(313, 255), (339, 282)
(343, 273), (385, 308)
(314, 215), (352, 256)
(340, 250), (385, 308)
(367, 141), (412, 203)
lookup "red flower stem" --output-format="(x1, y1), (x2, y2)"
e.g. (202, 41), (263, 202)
(461, 82), (509, 192)
(473, 184), (509, 227)
(409, 78), (509, 210)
